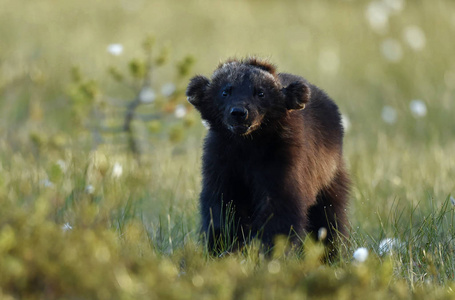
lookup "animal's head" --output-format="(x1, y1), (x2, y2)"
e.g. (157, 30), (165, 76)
(186, 58), (310, 136)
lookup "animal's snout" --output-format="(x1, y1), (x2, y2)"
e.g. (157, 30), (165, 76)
(230, 107), (248, 122)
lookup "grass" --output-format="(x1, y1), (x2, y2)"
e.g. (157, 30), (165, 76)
(1, 0), (455, 298)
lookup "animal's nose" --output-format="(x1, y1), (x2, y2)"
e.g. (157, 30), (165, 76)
(230, 107), (248, 121)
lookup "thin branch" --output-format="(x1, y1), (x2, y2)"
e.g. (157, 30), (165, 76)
(105, 97), (129, 107)
(136, 113), (161, 122)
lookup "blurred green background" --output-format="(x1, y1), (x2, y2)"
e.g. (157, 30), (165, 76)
(1, 0), (455, 298)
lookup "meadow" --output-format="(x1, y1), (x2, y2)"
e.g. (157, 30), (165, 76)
(1, 0), (455, 298)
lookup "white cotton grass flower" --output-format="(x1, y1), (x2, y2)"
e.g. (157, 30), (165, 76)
(161, 83), (177, 97)
(378, 238), (401, 255)
(112, 162), (123, 178)
(192, 275), (204, 287)
(353, 247), (369, 263)
(318, 48), (340, 75)
(382, 0), (405, 13)
(107, 44), (124, 56)
(403, 26), (426, 51)
(381, 106), (397, 124)
(410, 100), (427, 117)
(174, 104), (187, 119)
(56, 159), (67, 172)
(41, 179), (54, 188)
(341, 114), (351, 133)
(85, 185), (95, 194)
(317, 227), (328, 241)
(365, 1), (390, 33)
(365, 0), (405, 33)
(139, 87), (156, 103)
(267, 260), (281, 274)
(381, 39), (403, 62)
(201, 120), (210, 130)
(62, 223), (73, 232)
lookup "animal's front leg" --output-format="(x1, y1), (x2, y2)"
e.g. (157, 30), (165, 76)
(249, 186), (309, 252)
(200, 187), (242, 255)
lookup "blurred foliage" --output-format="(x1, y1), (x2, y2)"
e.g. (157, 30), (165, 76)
(0, 176), (454, 299)
(67, 37), (196, 158)
(68, 67), (99, 126)
(1, 0), (455, 298)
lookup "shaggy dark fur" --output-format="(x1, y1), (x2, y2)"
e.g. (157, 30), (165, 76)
(186, 58), (350, 256)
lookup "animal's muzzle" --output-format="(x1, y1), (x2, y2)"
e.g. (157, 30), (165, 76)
(229, 107), (248, 123)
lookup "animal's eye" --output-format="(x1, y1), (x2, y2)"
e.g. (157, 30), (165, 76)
(257, 90), (265, 98)
(222, 90), (229, 97)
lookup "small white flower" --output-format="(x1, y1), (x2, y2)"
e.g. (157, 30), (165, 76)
(107, 44), (123, 56)
(381, 106), (397, 124)
(85, 185), (95, 194)
(62, 223), (73, 232)
(409, 99), (427, 117)
(318, 227), (328, 241)
(403, 26), (426, 51)
(174, 104), (187, 119)
(382, 0), (405, 13)
(161, 83), (176, 97)
(41, 179), (54, 188)
(267, 260), (281, 274)
(378, 238), (401, 255)
(341, 114), (351, 132)
(112, 162), (123, 178)
(192, 275), (204, 287)
(381, 39), (403, 62)
(365, 1), (389, 33)
(450, 196), (455, 207)
(318, 48), (340, 75)
(353, 247), (369, 262)
(139, 87), (156, 103)
(56, 159), (67, 172)
(201, 120), (210, 130)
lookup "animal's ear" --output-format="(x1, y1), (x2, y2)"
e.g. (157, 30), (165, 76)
(282, 81), (311, 110)
(186, 75), (210, 107)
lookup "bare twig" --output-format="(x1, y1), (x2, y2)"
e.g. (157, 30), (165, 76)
(136, 113), (161, 122)
(122, 49), (154, 159)
(105, 97), (129, 107)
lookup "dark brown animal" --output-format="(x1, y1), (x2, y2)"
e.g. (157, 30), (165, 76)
(186, 58), (350, 257)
